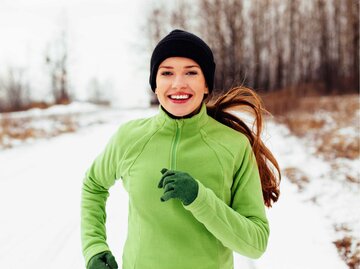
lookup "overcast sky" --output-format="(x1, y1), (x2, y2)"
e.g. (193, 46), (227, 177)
(0, 0), (154, 107)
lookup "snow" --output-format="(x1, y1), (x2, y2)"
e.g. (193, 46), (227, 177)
(0, 106), (355, 268)
(0, 102), (107, 119)
(0, 102), (154, 149)
(250, 181), (346, 269)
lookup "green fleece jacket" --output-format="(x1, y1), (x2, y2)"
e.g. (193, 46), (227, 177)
(81, 103), (269, 269)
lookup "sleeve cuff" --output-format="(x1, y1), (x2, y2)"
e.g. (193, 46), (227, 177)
(183, 179), (208, 214)
(84, 244), (110, 267)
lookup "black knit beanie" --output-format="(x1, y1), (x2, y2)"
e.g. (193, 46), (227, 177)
(149, 29), (216, 93)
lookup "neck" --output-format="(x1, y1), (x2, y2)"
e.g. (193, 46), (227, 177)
(162, 104), (203, 119)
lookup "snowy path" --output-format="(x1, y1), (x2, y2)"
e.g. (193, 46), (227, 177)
(0, 111), (348, 268)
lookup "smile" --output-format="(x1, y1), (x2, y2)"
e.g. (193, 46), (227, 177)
(169, 94), (192, 100)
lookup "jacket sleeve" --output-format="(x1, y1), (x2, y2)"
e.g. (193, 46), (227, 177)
(184, 141), (269, 259)
(81, 127), (124, 266)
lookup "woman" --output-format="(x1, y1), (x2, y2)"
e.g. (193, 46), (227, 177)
(81, 29), (280, 269)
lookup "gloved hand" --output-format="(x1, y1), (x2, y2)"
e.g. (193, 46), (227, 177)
(158, 168), (199, 206)
(87, 251), (118, 269)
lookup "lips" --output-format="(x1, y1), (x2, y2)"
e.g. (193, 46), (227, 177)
(169, 94), (191, 100)
(167, 92), (193, 103)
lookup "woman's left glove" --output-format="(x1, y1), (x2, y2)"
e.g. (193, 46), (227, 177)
(87, 251), (118, 269)
(158, 168), (199, 206)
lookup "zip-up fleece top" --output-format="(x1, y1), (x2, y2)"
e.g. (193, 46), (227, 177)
(81, 103), (269, 269)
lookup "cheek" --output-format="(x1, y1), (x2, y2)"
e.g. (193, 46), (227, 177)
(154, 88), (166, 104)
(155, 86), (166, 97)
(155, 79), (169, 93)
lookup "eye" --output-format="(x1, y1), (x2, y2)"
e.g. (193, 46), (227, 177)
(160, 71), (172, 76)
(186, 71), (198, 76)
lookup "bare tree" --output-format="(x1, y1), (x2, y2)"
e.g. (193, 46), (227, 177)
(223, 0), (245, 88)
(145, 0), (359, 95)
(198, 0), (247, 92)
(145, 3), (170, 105)
(0, 68), (30, 112)
(45, 28), (71, 104)
(199, 0), (226, 91)
(0, 78), (5, 112)
(316, 0), (333, 92)
(170, 0), (193, 29)
(146, 4), (169, 51)
(249, 0), (266, 90)
(273, 0), (286, 90)
(347, 0), (359, 91)
(287, 0), (301, 89)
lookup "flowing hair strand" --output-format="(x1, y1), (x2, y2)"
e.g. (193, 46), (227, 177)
(206, 86), (281, 207)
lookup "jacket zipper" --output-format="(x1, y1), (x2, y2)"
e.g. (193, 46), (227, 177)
(170, 120), (183, 170)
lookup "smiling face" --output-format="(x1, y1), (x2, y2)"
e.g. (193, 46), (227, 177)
(155, 57), (209, 117)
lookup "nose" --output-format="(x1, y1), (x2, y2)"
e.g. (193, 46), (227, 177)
(172, 75), (187, 89)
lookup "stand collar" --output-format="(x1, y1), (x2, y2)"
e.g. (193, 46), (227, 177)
(155, 103), (209, 133)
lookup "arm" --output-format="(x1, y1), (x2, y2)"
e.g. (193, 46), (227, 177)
(184, 142), (269, 259)
(81, 129), (123, 266)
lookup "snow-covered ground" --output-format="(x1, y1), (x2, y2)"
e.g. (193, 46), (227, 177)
(0, 105), (356, 268)
(0, 102), (150, 149)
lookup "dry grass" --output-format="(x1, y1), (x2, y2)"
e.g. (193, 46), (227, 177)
(283, 167), (310, 191)
(0, 114), (78, 149)
(280, 116), (327, 137)
(0, 101), (53, 113)
(318, 133), (360, 160)
(261, 89), (301, 115)
(267, 93), (360, 268)
(275, 94), (360, 161)
(333, 235), (360, 269)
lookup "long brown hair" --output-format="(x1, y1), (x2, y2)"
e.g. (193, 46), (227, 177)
(206, 86), (281, 207)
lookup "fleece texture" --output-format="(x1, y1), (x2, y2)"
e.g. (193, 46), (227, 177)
(81, 103), (269, 269)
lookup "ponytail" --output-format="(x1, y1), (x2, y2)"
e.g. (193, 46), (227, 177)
(206, 86), (281, 207)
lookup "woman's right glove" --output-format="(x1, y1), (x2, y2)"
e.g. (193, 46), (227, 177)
(87, 251), (118, 269)
(158, 168), (199, 206)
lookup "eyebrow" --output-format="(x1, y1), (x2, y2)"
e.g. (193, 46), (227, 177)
(158, 65), (200, 69)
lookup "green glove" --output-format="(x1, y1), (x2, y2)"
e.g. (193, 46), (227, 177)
(87, 251), (118, 269)
(158, 168), (199, 206)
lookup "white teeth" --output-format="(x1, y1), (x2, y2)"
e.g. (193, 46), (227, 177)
(170, 95), (190, 100)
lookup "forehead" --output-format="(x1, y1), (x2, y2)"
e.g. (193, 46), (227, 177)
(160, 57), (199, 67)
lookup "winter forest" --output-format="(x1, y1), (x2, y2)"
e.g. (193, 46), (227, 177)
(0, 0), (359, 268)
(146, 0), (359, 102)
